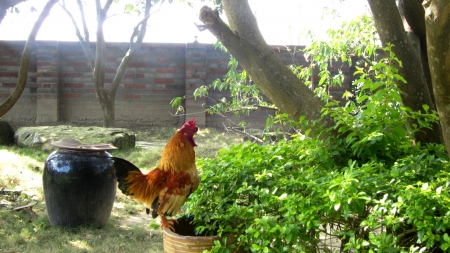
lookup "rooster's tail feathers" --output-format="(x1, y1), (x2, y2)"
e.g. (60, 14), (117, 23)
(111, 157), (142, 195)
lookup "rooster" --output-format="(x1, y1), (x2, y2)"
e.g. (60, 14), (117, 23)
(112, 118), (199, 231)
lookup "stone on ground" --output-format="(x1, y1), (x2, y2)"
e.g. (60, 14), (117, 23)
(14, 125), (136, 150)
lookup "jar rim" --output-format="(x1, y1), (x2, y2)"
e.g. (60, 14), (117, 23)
(51, 138), (117, 151)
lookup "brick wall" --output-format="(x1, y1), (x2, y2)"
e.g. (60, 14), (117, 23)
(0, 41), (37, 124)
(0, 40), (352, 129)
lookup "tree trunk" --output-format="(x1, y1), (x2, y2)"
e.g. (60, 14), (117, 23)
(101, 97), (115, 128)
(423, 0), (450, 155)
(93, 0), (111, 127)
(199, 2), (336, 136)
(0, 0), (58, 117)
(398, 0), (434, 106)
(367, 0), (442, 145)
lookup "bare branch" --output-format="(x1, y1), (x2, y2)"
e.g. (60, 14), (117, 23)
(77, 0), (90, 45)
(59, 0), (94, 68)
(348, 53), (373, 67)
(223, 105), (278, 114)
(169, 111), (206, 117)
(110, 0), (152, 96)
(225, 126), (263, 143)
(59, 1), (81, 39)
(130, 11), (151, 45)
(254, 104), (279, 111)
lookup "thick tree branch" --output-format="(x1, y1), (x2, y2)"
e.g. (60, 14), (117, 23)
(399, 0), (426, 39)
(423, 0), (450, 154)
(0, 0), (59, 118)
(199, 4), (336, 136)
(222, 0), (266, 46)
(367, 0), (442, 144)
(398, 0), (434, 106)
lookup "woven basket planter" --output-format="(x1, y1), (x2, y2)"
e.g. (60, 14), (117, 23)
(163, 218), (243, 253)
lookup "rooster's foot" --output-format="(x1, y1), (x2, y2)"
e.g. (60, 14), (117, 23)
(160, 215), (178, 232)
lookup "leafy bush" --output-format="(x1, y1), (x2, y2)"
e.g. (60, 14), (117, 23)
(188, 142), (449, 252)
(185, 44), (449, 252)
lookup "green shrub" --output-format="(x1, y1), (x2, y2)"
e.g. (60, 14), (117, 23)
(185, 46), (449, 252)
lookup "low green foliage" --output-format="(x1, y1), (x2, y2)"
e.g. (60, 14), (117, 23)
(185, 44), (449, 252)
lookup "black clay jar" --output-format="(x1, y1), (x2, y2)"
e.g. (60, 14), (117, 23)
(43, 139), (117, 228)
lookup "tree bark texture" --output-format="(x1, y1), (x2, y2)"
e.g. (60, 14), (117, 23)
(0, 0), (58, 118)
(199, 2), (336, 136)
(368, 0), (442, 144)
(423, 0), (450, 155)
(398, 0), (435, 107)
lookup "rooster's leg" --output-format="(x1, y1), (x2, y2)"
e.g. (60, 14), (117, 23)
(160, 214), (178, 232)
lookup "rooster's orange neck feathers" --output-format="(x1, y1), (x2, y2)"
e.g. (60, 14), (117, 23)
(157, 131), (196, 173)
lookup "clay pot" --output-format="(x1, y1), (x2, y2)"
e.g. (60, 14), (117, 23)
(43, 139), (117, 228)
(163, 217), (244, 253)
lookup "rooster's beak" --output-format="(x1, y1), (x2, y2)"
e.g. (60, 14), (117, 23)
(194, 130), (204, 137)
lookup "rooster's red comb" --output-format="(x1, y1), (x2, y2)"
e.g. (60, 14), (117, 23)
(179, 118), (197, 132)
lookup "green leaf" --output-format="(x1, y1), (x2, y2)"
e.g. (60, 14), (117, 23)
(357, 95), (369, 103)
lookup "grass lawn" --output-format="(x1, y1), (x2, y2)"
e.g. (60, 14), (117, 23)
(0, 126), (242, 253)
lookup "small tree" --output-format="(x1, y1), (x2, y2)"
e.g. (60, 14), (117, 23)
(60, 0), (156, 127)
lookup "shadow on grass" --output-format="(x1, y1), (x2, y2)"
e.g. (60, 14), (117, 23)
(0, 202), (164, 253)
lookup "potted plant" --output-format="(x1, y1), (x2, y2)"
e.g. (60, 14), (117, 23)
(162, 214), (242, 253)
